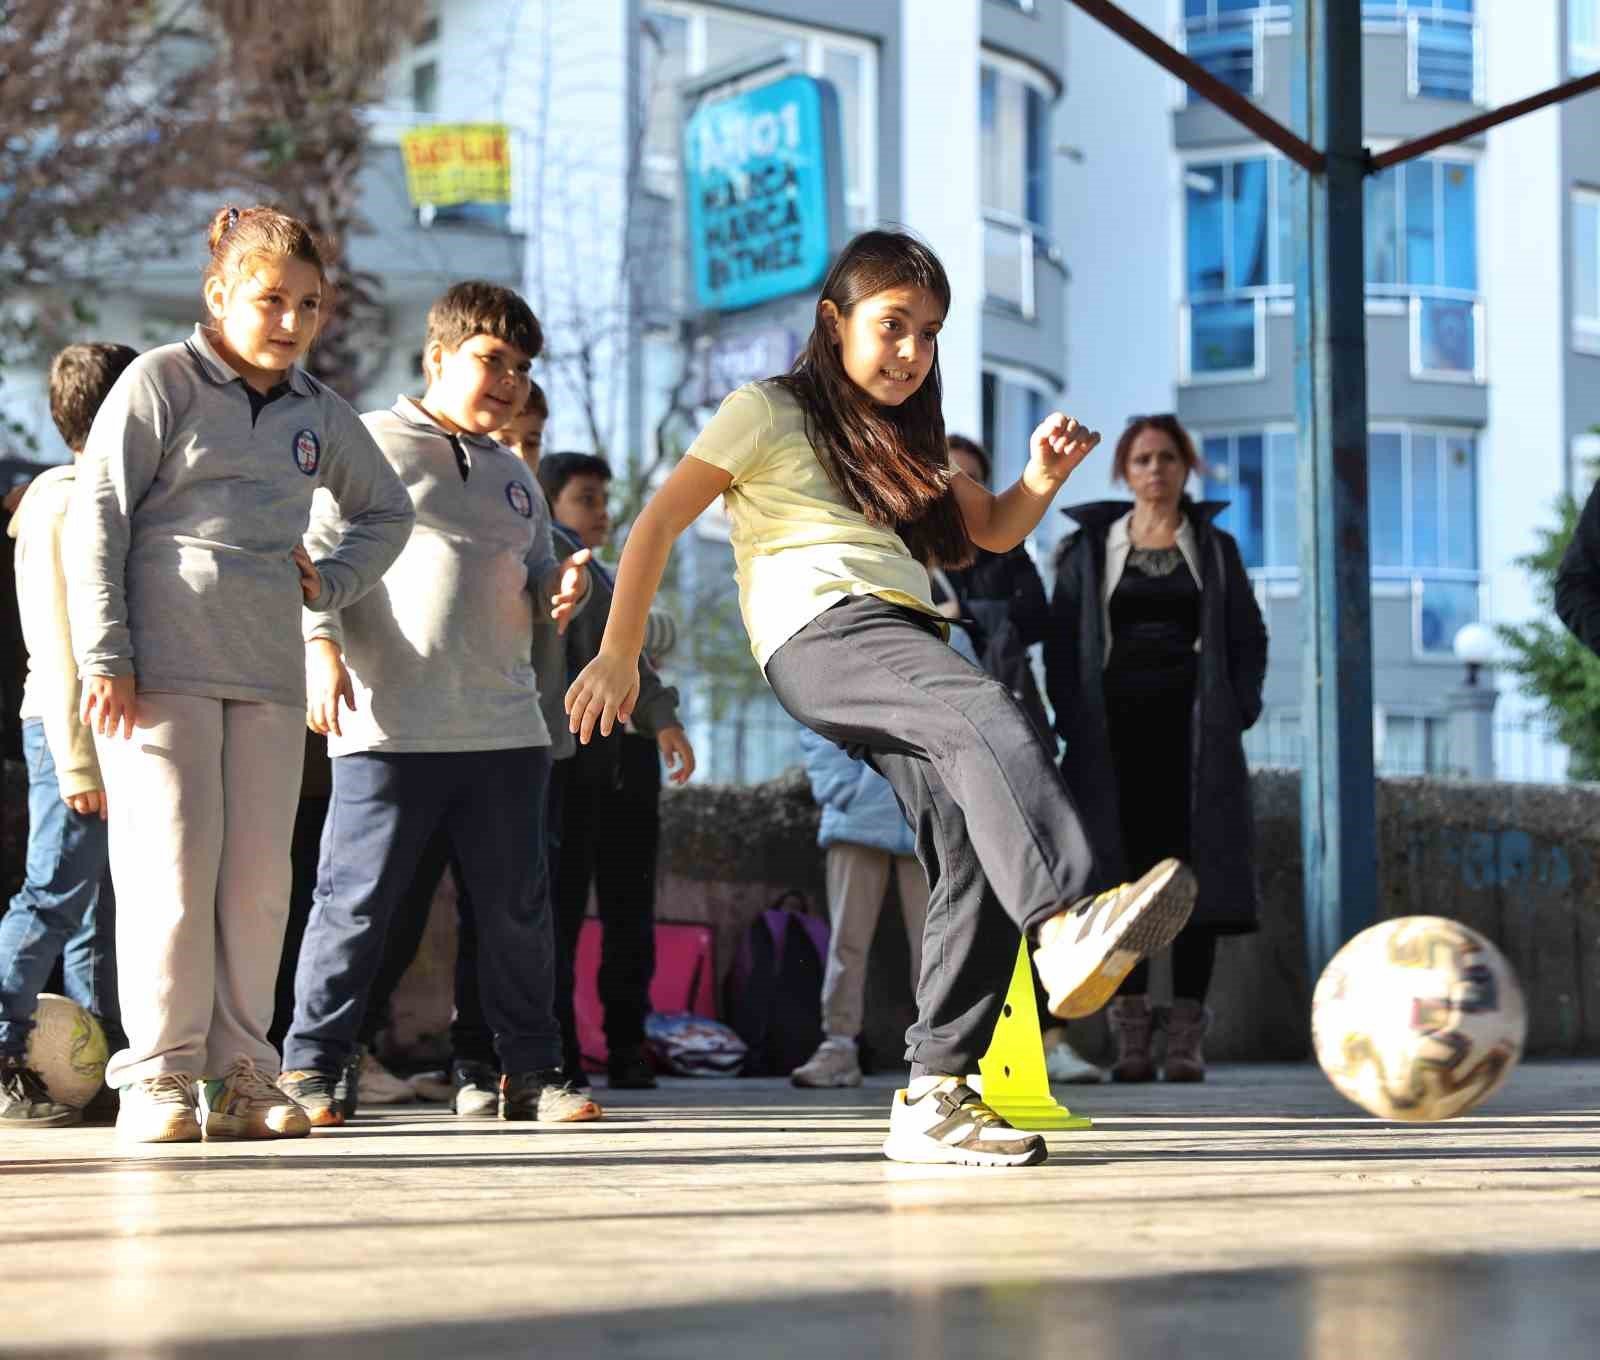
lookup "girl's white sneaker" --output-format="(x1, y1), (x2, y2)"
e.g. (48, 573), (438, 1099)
(1033, 859), (1198, 1020)
(881, 1079), (1046, 1167)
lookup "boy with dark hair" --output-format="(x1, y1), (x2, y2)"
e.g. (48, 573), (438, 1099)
(1, 343), (136, 1125)
(536, 450), (692, 1089)
(278, 282), (600, 1126)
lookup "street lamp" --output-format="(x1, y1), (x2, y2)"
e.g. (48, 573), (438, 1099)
(1453, 621), (1497, 687)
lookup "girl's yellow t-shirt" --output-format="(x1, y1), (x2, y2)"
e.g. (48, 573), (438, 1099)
(685, 381), (943, 668)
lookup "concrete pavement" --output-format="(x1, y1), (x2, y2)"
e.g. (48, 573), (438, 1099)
(2, 1062), (1598, 1358)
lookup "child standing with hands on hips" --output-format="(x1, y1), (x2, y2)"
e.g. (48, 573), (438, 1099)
(566, 230), (1198, 1168)
(65, 206), (415, 1143)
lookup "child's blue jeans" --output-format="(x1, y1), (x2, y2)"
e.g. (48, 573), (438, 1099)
(0, 719), (120, 1058)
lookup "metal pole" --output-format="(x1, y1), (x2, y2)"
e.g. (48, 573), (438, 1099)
(1292, 0), (1378, 978)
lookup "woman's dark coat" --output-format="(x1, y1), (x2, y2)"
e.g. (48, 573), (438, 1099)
(1043, 500), (1269, 933)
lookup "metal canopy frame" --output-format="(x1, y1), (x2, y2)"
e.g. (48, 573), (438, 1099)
(1062, 0), (1600, 974)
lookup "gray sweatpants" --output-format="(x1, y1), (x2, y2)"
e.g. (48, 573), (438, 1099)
(821, 843), (929, 1040)
(96, 693), (304, 1087)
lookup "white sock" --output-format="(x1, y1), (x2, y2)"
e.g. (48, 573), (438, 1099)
(822, 1034), (857, 1052)
(907, 1073), (958, 1098)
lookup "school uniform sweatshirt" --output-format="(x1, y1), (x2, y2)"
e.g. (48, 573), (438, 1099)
(305, 397), (581, 756)
(7, 465), (102, 797)
(64, 326), (415, 707)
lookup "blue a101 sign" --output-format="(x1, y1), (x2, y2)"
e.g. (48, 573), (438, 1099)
(684, 73), (842, 312)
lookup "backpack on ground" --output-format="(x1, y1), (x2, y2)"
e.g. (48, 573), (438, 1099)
(723, 891), (829, 1077)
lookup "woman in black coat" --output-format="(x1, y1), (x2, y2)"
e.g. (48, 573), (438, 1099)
(1043, 415), (1267, 1084)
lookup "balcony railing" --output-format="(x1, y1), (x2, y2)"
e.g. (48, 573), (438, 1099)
(1364, 287), (1486, 382)
(983, 213), (1063, 321)
(1362, 5), (1482, 103)
(1178, 7), (1290, 105)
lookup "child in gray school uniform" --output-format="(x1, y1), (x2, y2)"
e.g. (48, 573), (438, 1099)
(65, 206), (415, 1144)
(279, 282), (598, 1127)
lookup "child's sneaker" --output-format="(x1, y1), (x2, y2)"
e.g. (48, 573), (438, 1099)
(117, 1073), (201, 1143)
(791, 1037), (863, 1089)
(881, 1079), (1046, 1168)
(356, 1049), (415, 1105)
(0, 1054), (80, 1127)
(499, 1070), (603, 1123)
(277, 1068), (344, 1127)
(452, 1060), (500, 1117)
(1033, 859), (1198, 1020)
(201, 1059), (311, 1140)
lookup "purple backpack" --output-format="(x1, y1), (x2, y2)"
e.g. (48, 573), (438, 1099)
(723, 892), (830, 1076)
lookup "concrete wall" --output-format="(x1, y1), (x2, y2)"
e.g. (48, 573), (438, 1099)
(360, 763), (1600, 1069)
(10, 756), (1593, 1068)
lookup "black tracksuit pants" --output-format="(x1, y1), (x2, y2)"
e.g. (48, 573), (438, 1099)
(764, 596), (1094, 1075)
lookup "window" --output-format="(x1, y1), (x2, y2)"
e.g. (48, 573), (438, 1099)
(411, 60), (438, 115)
(1182, 157), (1293, 378)
(1364, 2), (1479, 103)
(1572, 433), (1600, 500)
(1200, 429), (1297, 570)
(1576, 189), (1600, 354)
(1573, 0), (1600, 76)
(1203, 423), (1479, 655)
(980, 55), (1053, 317)
(982, 367), (1057, 546)
(1377, 712), (1451, 776)
(1368, 427), (1480, 653)
(641, 4), (877, 230)
(1365, 157), (1480, 378)
(1181, 2), (1287, 102)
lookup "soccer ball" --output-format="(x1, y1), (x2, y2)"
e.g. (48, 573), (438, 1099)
(24, 994), (110, 1108)
(1311, 917), (1525, 1122)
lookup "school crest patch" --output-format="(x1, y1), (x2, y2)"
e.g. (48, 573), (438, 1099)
(292, 429), (321, 476)
(505, 480), (533, 518)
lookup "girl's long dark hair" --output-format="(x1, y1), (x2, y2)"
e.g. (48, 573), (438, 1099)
(775, 230), (973, 567)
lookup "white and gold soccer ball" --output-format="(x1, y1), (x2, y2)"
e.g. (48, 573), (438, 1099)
(1311, 916), (1525, 1122)
(24, 993), (110, 1108)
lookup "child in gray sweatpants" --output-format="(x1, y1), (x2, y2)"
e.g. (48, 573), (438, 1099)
(64, 205), (414, 1144)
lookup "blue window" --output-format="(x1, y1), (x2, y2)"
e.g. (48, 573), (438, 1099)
(1365, 158), (1479, 375)
(1185, 157), (1290, 376)
(1575, 191), (1600, 349)
(1367, 427), (1479, 652)
(1183, 1), (1282, 102)
(1575, 1), (1600, 76)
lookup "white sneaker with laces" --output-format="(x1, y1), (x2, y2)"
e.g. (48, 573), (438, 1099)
(881, 1079), (1047, 1167)
(200, 1058), (311, 1140)
(357, 1051), (415, 1105)
(791, 1038), (863, 1089)
(1042, 1030), (1105, 1085)
(117, 1073), (202, 1143)
(1033, 858), (1198, 1020)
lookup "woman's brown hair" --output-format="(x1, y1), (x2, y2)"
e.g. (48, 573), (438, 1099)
(203, 204), (328, 302)
(775, 230), (972, 567)
(1112, 414), (1204, 484)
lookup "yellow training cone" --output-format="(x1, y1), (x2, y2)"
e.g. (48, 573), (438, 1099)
(970, 937), (1093, 1131)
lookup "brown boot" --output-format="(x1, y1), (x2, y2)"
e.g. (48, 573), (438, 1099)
(1107, 996), (1156, 1083)
(1162, 999), (1211, 1083)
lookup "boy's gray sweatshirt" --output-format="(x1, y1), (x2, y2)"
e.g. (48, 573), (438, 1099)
(64, 326), (414, 707)
(307, 398), (574, 756)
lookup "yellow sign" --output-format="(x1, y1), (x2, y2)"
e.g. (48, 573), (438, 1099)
(399, 124), (511, 207)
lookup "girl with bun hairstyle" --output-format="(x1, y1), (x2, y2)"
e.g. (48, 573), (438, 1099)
(64, 205), (414, 1143)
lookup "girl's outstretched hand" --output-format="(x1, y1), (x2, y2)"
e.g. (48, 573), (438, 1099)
(566, 650), (642, 744)
(1028, 412), (1101, 488)
(549, 549), (592, 635)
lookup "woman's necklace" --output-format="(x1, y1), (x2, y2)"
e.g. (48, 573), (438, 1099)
(1130, 508), (1182, 550)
